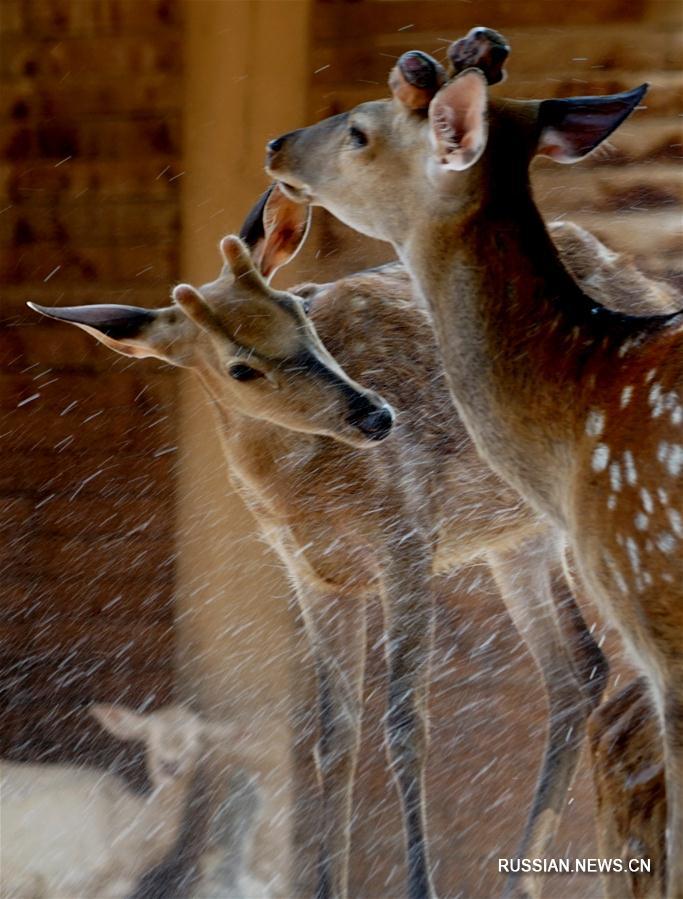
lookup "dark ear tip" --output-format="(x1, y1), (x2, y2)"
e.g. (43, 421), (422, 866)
(397, 51), (445, 89)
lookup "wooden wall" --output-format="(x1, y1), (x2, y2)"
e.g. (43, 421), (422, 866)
(0, 0), (181, 770)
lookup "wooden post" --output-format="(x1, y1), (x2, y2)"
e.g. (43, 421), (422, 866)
(176, 2), (312, 891)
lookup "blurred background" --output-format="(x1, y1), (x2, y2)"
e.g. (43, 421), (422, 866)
(0, 0), (681, 896)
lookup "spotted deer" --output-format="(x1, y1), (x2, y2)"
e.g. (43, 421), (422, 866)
(265, 24), (683, 899)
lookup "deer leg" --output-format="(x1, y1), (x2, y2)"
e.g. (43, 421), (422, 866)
(381, 544), (436, 899)
(663, 685), (683, 899)
(587, 678), (666, 899)
(297, 588), (367, 899)
(550, 568), (609, 711)
(488, 533), (595, 899)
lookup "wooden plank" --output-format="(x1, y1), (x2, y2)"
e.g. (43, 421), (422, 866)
(313, 1), (650, 44)
(0, 202), (179, 248)
(0, 75), (183, 119)
(311, 24), (683, 82)
(0, 159), (180, 205)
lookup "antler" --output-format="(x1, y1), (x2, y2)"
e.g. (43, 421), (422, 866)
(388, 50), (447, 111)
(447, 26), (510, 85)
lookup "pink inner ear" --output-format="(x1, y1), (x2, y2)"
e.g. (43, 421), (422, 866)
(429, 71), (488, 169)
(536, 127), (572, 162)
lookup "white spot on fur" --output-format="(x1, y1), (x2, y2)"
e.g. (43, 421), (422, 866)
(634, 512), (648, 531)
(592, 444), (610, 472)
(656, 532), (677, 554)
(645, 368), (657, 384)
(648, 382), (663, 416)
(585, 410), (605, 437)
(667, 445), (683, 477)
(658, 442), (683, 477)
(609, 463), (621, 492)
(640, 487), (654, 515)
(625, 537), (640, 573)
(623, 451), (637, 486)
(620, 385), (634, 409)
(667, 508), (683, 537)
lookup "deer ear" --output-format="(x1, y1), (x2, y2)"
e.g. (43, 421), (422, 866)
(428, 69), (488, 172)
(239, 184), (310, 281)
(260, 184), (310, 280)
(536, 84), (648, 163)
(28, 301), (193, 364)
(91, 704), (148, 741)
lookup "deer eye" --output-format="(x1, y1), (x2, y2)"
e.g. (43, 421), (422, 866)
(228, 363), (264, 382)
(348, 125), (368, 148)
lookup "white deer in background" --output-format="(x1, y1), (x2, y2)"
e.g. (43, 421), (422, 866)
(0, 703), (243, 899)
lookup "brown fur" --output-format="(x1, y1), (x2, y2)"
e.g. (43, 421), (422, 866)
(588, 679), (666, 899)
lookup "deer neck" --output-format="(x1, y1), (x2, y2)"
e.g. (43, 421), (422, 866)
(139, 775), (190, 854)
(401, 194), (650, 524)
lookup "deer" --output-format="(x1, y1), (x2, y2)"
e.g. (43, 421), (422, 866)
(126, 751), (267, 899)
(0, 703), (240, 899)
(264, 22), (683, 899)
(30, 181), (677, 898)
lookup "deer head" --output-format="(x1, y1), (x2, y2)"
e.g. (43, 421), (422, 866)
(29, 189), (394, 448)
(91, 704), (234, 788)
(265, 30), (646, 249)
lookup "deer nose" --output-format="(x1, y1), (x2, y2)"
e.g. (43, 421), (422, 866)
(349, 398), (394, 441)
(267, 135), (286, 155)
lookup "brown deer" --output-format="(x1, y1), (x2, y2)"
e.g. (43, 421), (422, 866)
(265, 24), (683, 899)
